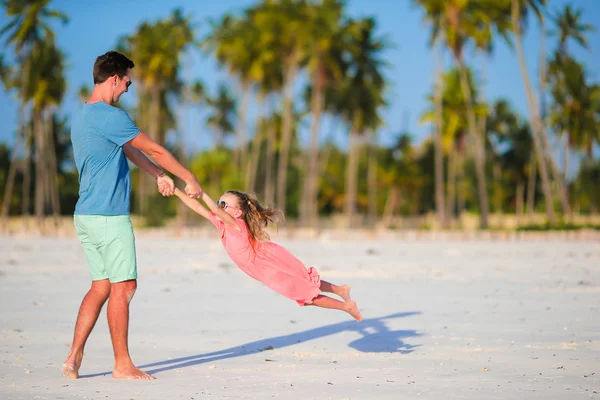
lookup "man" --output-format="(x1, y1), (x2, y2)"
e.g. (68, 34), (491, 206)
(63, 51), (201, 380)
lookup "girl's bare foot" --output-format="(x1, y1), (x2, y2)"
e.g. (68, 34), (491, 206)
(112, 365), (155, 380)
(62, 363), (79, 379)
(344, 300), (363, 321)
(336, 284), (352, 302)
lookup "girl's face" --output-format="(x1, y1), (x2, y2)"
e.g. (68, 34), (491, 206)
(217, 193), (243, 219)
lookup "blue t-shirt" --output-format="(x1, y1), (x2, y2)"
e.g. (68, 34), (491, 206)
(71, 102), (140, 215)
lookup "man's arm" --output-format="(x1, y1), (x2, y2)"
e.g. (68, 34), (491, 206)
(128, 132), (202, 198)
(123, 143), (163, 178)
(123, 144), (174, 196)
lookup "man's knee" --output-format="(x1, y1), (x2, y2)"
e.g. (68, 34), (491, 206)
(90, 279), (111, 301)
(111, 279), (137, 302)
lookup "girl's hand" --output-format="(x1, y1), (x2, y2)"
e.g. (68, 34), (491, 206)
(156, 173), (175, 196)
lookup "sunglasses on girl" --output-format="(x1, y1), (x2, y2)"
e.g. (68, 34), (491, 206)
(216, 200), (240, 211)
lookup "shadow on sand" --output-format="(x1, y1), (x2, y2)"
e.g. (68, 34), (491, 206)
(79, 311), (421, 378)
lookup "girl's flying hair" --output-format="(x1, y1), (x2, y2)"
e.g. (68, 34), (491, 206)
(225, 190), (283, 242)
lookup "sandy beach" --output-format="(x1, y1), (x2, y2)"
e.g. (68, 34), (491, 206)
(1, 234), (599, 399)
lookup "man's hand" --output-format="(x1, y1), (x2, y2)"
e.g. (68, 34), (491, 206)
(185, 177), (203, 199)
(156, 173), (175, 196)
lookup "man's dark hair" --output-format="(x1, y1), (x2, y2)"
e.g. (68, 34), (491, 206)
(93, 51), (134, 84)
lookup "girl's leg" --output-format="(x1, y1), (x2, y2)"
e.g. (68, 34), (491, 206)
(319, 280), (352, 302)
(309, 295), (362, 321)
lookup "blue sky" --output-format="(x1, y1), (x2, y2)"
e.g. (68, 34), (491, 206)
(0, 0), (599, 154)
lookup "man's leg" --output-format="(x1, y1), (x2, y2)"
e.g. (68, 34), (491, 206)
(63, 279), (111, 379)
(108, 279), (154, 380)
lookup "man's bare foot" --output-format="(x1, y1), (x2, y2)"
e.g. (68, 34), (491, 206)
(62, 363), (79, 379)
(336, 284), (352, 302)
(112, 365), (155, 380)
(344, 300), (363, 322)
(63, 351), (83, 379)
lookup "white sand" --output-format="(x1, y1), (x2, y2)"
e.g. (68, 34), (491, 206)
(1, 235), (599, 399)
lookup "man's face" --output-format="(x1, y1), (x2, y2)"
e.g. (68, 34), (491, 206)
(112, 68), (132, 103)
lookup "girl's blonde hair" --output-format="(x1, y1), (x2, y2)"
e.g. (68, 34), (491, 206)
(226, 190), (283, 242)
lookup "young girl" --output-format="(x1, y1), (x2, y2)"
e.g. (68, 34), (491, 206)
(174, 188), (362, 321)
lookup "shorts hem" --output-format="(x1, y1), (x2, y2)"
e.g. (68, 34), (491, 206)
(109, 275), (137, 283)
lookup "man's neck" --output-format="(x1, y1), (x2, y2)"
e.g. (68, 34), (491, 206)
(87, 85), (113, 105)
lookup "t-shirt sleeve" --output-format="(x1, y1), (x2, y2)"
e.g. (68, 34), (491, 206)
(208, 212), (226, 237)
(103, 109), (140, 146)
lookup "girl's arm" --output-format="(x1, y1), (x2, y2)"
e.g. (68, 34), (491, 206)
(174, 188), (211, 220)
(200, 191), (239, 228)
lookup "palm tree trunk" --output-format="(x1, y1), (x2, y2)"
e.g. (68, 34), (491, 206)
(563, 136), (569, 182)
(516, 180), (524, 227)
(1, 157), (19, 224)
(319, 117), (340, 175)
(367, 131), (377, 227)
(382, 186), (398, 228)
(457, 152), (466, 221)
(539, 13), (548, 128)
(446, 146), (456, 222)
(141, 85), (162, 215)
(34, 107), (47, 227)
(235, 82), (250, 174)
(22, 123), (32, 216)
(306, 66), (325, 228)
(2, 59), (30, 223)
(136, 86), (147, 215)
(276, 59), (298, 212)
(494, 164), (502, 215)
(1, 118), (23, 223)
(511, 0), (557, 225)
(345, 130), (359, 227)
(246, 112), (265, 193)
(454, 57), (489, 228)
(536, 13), (571, 219)
(264, 105), (276, 206)
(434, 42), (447, 228)
(526, 150), (537, 218)
(45, 109), (61, 223)
(247, 97), (268, 193)
(542, 132), (571, 219)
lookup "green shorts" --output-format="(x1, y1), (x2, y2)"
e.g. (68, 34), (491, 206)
(74, 215), (137, 283)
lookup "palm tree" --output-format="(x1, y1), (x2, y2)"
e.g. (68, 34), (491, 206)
(248, 50), (282, 200)
(203, 12), (263, 175)
(414, 0), (505, 228)
(487, 100), (532, 224)
(548, 4), (595, 180)
(340, 17), (387, 227)
(549, 58), (600, 217)
(118, 9), (195, 214)
(552, 5), (595, 53)
(254, 0), (307, 215)
(205, 83), (236, 148)
(433, 25), (447, 228)
(0, 0), (67, 224)
(509, 0), (564, 223)
(422, 67), (484, 223)
(301, 0), (345, 227)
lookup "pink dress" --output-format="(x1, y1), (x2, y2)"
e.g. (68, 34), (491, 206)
(208, 213), (321, 305)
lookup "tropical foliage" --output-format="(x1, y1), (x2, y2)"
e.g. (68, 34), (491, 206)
(1, 0), (599, 230)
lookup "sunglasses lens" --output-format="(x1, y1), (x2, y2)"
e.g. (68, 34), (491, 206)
(217, 201), (226, 209)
